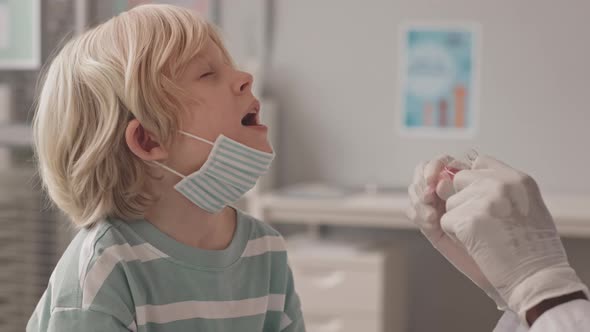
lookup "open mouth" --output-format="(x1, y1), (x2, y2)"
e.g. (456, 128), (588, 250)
(241, 112), (259, 126)
(241, 101), (261, 126)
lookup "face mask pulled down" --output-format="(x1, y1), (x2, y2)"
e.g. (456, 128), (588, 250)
(154, 131), (274, 213)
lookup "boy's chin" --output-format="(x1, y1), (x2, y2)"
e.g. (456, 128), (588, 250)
(255, 138), (273, 154)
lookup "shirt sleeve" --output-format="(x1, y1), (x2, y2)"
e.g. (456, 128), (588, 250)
(280, 265), (306, 332)
(45, 308), (133, 332)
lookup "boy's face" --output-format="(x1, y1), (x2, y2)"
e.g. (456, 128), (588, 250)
(174, 37), (272, 154)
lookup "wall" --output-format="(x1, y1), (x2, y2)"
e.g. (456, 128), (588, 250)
(6, 2), (588, 331)
(263, 0), (590, 195)
(254, 1), (590, 331)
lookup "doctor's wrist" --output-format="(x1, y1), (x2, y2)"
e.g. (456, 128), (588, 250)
(525, 291), (588, 326)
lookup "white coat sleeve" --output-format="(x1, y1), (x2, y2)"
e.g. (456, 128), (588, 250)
(493, 311), (528, 332)
(530, 300), (590, 332)
(493, 300), (590, 332)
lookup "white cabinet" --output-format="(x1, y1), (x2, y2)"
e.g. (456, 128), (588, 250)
(287, 237), (409, 332)
(304, 314), (380, 332)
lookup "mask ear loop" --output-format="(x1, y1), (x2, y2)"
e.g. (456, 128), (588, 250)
(178, 130), (215, 146)
(149, 130), (216, 179)
(151, 161), (186, 179)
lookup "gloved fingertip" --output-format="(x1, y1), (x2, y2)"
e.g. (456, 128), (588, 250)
(405, 206), (417, 221)
(471, 154), (510, 170)
(424, 159), (446, 185)
(413, 161), (429, 185)
(436, 178), (455, 201)
(423, 207), (439, 224)
(422, 186), (437, 204)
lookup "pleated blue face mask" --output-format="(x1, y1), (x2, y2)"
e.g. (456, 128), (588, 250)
(154, 130), (274, 213)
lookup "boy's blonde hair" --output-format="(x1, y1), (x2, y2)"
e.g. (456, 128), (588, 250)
(33, 4), (232, 227)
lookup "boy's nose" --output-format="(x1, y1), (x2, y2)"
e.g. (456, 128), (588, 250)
(233, 71), (253, 95)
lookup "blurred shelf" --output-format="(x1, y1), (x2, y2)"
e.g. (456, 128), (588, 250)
(261, 191), (412, 230)
(543, 194), (590, 237)
(260, 190), (590, 238)
(0, 124), (33, 148)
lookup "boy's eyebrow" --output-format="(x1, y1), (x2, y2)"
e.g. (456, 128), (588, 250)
(185, 42), (225, 74)
(178, 56), (207, 81)
(188, 56), (210, 72)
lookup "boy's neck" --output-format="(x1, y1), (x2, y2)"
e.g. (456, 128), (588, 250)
(143, 189), (237, 251)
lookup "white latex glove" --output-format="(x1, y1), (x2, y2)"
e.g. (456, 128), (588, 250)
(441, 155), (588, 320)
(407, 155), (507, 309)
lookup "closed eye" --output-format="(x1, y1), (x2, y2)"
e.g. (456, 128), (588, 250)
(199, 71), (214, 79)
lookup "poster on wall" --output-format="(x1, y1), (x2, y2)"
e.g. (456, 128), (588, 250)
(0, 0), (40, 70)
(398, 22), (480, 138)
(113, 0), (214, 23)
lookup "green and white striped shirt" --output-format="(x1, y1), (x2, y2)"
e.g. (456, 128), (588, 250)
(27, 209), (305, 332)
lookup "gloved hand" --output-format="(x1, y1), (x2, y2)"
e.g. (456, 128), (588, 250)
(441, 155), (588, 320)
(407, 155), (507, 309)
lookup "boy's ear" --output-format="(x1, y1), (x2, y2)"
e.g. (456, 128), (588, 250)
(125, 119), (169, 161)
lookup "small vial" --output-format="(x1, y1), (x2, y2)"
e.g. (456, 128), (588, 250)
(435, 151), (477, 200)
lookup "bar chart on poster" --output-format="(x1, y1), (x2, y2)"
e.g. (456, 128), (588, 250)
(398, 22), (480, 139)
